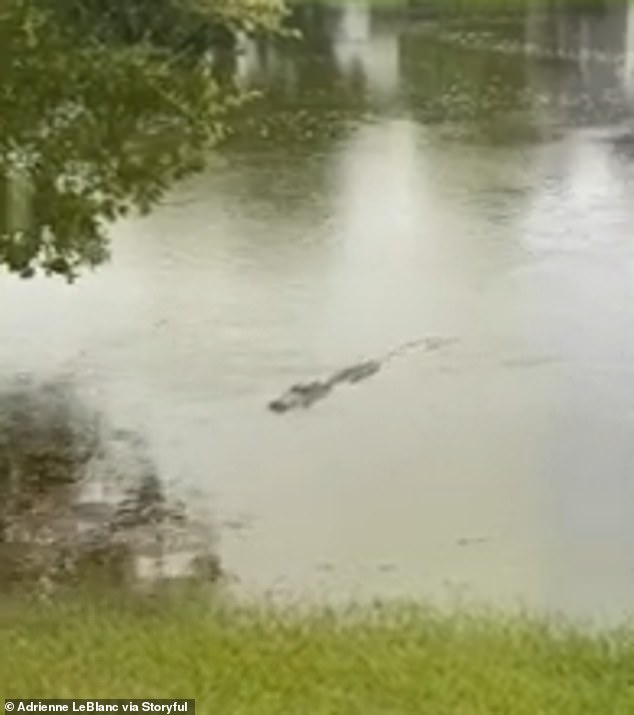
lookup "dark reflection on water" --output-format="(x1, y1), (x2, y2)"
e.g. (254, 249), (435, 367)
(3, 0), (634, 623)
(0, 379), (220, 594)
(236, 4), (626, 113)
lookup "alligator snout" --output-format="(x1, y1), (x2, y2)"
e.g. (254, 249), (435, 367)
(268, 381), (332, 412)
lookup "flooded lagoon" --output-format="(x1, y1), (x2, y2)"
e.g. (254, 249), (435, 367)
(2, 1), (634, 625)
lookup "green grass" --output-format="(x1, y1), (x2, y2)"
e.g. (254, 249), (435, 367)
(2, 593), (634, 713)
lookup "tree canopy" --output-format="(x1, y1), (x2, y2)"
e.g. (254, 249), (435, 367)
(0, 0), (286, 280)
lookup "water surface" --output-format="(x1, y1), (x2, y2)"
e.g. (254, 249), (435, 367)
(3, 0), (634, 624)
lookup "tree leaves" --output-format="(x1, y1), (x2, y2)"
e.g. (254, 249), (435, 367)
(0, 0), (285, 280)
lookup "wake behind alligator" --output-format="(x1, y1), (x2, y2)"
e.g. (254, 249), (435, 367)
(268, 337), (456, 413)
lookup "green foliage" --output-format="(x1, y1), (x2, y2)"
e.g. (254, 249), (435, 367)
(0, 0), (286, 280)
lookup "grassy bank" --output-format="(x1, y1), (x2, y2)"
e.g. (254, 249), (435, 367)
(1, 594), (633, 713)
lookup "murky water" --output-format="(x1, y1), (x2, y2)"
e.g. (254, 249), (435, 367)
(3, 1), (634, 623)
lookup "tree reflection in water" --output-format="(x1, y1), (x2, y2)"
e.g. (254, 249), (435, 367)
(0, 379), (221, 594)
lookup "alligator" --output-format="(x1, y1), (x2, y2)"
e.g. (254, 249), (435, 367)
(268, 336), (456, 413)
(329, 360), (381, 385)
(268, 380), (333, 413)
(268, 360), (381, 413)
